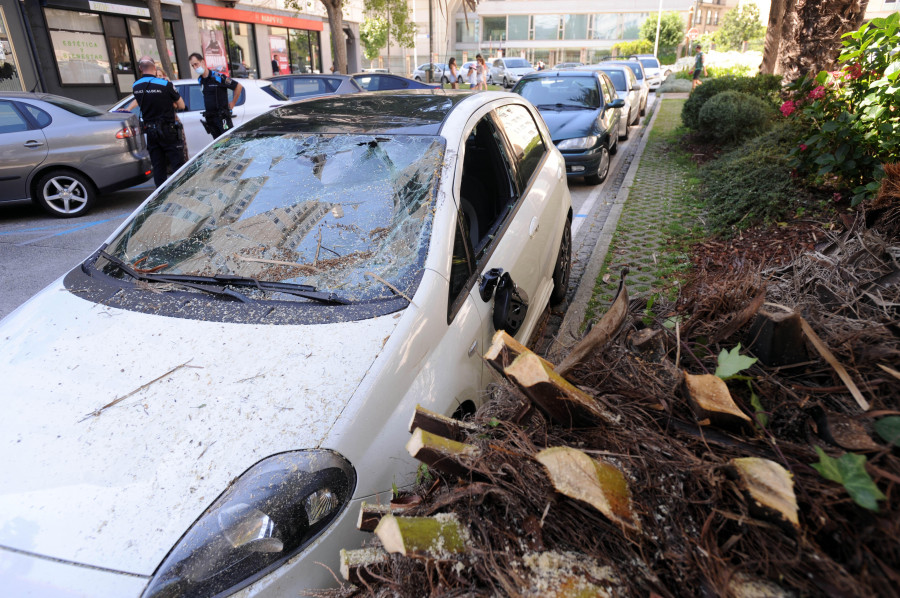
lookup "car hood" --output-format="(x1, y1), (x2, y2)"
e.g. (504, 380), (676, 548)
(0, 281), (399, 576)
(507, 67), (535, 76)
(539, 108), (602, 141)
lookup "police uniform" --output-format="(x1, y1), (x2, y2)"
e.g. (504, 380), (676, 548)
(133, 75), (185, 187)
(198, 71), (239, 139)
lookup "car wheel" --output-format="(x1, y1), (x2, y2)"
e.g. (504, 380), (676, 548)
(414, 76), (422, 81)
(619, 116), (629, 141)
(503, 76), (509, 88)
(549, 215), (572, 305)
(610, 132), (620, 154)
(441, 76), (449, 84)
(487, 75), (493, 85)
(34, 169), (95, 218)
(640, 99), (647, 117)
(584, 145), (610, 185)
(631, 107), (640, 126)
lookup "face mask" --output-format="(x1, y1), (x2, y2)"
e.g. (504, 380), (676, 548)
(194, 66), (204, 75)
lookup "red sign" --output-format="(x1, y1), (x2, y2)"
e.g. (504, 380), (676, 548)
(687, 27), (699, 40)
(195, 4), (324, 32)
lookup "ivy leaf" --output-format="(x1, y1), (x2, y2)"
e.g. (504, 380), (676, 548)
(874, 416), (900, 446)
(811, 447), (885, 511)
(715, 344), (758, 379)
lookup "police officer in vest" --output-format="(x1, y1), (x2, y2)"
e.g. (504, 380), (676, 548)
(189, 52), (243, 140)
(132, 57), (185, 187)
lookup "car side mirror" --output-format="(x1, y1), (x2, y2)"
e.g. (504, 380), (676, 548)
(607, 98), (625, 110)
(480, 268), (529, 335)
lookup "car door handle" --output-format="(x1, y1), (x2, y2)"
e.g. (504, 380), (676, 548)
(24, 140), (44, 148)
(529, 217), (540, 238)
(467, 339), (478, 358)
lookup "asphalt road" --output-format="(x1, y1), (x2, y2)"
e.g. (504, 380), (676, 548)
(0, 95), (654, 320)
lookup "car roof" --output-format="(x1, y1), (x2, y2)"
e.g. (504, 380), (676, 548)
(520, 70), (598, 79)
(268, 73), (352, 81)
(166, 77), (270, 85)
(243, 90), (470, 135)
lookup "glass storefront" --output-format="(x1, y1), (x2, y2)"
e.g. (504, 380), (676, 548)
(465, 13), (652, 45)
(0, 5), (24, 91)
(198, 19), (259, 79)
(268, 26), (321, 74)
(42, 6), (180, 95)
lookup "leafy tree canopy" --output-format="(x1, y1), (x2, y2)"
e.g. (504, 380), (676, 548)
(640, 12), (686, 51)
(360, 17), (388, 61)
(715, 2), (765, 51)
(364, 0), (416, 49)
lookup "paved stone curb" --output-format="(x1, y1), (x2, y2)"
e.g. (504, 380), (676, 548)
(547, 97), (670, 361)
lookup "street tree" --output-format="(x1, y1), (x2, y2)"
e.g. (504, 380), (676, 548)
(363, 0), (416, 70)
(146, 0), (176, 78)
(640, 12), (685, 54)
(715, 2), (765, 51)
(285, 0), (348, 74)
(360, 17), (388, 63)
(760, 0), (870, 80)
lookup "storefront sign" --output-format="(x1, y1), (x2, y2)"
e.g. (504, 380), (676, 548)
(195, 4), (323, 32)
(88, 2), (150, 18)
(200, 28), (228, 75)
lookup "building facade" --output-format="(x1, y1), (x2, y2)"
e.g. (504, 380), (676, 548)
(0, 0), (364, 106)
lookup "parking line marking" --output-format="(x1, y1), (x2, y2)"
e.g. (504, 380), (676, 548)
(574, 214), (587, 218)
(0, 223), (73, 236)
(15, 216), (122, 247)
(571, 183), (606, 238)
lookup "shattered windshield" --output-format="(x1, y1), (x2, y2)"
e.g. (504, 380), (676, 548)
(101, 133), (445, 303)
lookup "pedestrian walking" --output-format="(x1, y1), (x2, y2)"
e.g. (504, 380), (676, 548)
(692, 44), (707, 91)
(475, 54), (487, 91)
(132, 56), (185, 187)
(189, 52), (243, 140)
(448, 57), (459, 89)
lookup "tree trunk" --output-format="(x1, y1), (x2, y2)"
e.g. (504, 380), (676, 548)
(146, 0), (175, 79)
(760, 0), (787, 74)
(321, 0), (348, 74)
(777, 0), (870, 83)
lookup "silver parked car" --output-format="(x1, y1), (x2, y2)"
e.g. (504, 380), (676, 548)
(594, 64), (642, 139)
(0, 92), (151, 217)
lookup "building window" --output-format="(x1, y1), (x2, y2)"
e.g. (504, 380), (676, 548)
(714, 12), (719, 25)
(482, 16), (506, 43)
(590, 14), (618, 40)
(198, 19), (259, 78)
(128, 19), (179, 79)
(269, 26), (321, 74)
(533, 15), (560, 41)
(455, 18), (477, 43)
(44, 8), (111, 85)
(0, 6), (24, 91)
(507, 15), (529, 41)
(622, 13), (647, 38)
(563, 15), (588, 40)
(706, 10), (711, 25)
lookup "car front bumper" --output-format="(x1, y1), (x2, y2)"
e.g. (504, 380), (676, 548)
(559, 144), (605, 178)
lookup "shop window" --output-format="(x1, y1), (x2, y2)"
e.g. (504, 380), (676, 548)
(44, 8), (112, 85)
(533, 15), (560, 41)
(481, 16), (506, 43)
(269, 26), (321, 75)
(198, 19), (229, 74)
(128, 18), (179, 79)
(226, 21), (258, 79)
(0, 7), (24, 92)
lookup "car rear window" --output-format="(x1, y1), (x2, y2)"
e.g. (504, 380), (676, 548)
(504, 58), (531, 69)
(260, 84), (289, 101)
(42, 96), (103, 117)
(600, 70), (627, 92)
(625, 63), (645, 79)
(103, 134), (445, 303)
(639, 58), (660, 70)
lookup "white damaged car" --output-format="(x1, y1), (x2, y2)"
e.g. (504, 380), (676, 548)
(0, 90), (572, 597)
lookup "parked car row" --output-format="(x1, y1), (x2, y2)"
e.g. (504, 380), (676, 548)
(0, 89), (574, 598)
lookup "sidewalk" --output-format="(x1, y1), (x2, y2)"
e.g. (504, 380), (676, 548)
(554, 95), (703, 351)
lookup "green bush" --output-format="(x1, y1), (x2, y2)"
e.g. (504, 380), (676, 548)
(612, 39), (653, 56)
(698, 91), (775, 144)
(783, 12), (899, 205)
(701, 121), (811, 233)
(682, 74), (783, 129)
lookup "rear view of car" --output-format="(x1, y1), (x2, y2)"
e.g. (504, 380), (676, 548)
(629, 54), (664, 89)
(1, 92), (150, 217)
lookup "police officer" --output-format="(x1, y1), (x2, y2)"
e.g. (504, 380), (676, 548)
(189, 52), (243, 140)
(133, 57), (185, 187)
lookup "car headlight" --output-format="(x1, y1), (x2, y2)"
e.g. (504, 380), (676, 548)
(142, 450), (356, 598)
(557, 136), (599, 151)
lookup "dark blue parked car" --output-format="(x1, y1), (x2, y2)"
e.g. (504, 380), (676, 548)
(512, 70), (624, 185)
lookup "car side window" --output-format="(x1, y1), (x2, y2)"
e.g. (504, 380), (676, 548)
(186, 85), (204, 111)
(600, 77), (614, 105)
(377, 76), (406, 91)
(232, 88), (246, 106)
(270, 79), (290, 96)
(493, 103), (547, 193)
(355, 76), (373, 90)
(21, 103), (52, 128)
(0, 101), (29, 134)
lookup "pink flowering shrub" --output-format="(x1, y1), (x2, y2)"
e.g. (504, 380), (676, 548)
(783, 13), (899, 205)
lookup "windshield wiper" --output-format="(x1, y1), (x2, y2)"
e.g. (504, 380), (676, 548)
(98, 251), (254, 304)
(97, 251), (349, 305)
(536, 103), (586, 110)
